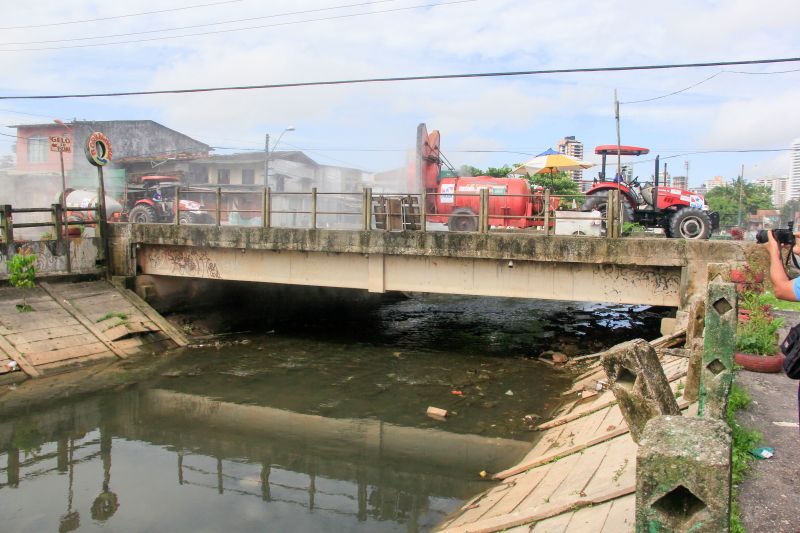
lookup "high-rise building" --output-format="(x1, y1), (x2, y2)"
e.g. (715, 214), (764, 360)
(556, 136), (585, 187)
(790, 139), (800, 201)
(703, 175), (726, 191)
(672, 175), (688, 190)
(754, 175), (789, 208)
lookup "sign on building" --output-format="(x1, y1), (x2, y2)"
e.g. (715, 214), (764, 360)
(49, 135), (72, 153)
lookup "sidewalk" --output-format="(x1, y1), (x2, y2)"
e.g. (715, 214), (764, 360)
(736, 310), (800, 533)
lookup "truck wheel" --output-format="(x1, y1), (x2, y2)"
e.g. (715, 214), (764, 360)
(179, 212), (196, 225)
(449, 208), (477, 232)
(581, 191), (634, 232)
(128, 204), (158, 223)
(669, 208), (711, 239)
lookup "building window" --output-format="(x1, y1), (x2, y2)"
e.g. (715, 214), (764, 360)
(242, 168), (255, 185)
(218, 168), (230, 184)
(27, 136), (48, 164)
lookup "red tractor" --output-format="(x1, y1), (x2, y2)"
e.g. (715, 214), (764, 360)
(124, 176), (212, 224)
(582, 145), (719, 239)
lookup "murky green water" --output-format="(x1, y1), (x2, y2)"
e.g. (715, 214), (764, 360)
(0, 295), (666, 532)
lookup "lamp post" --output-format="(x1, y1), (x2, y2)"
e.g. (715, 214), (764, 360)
(264, 126), (295, 187)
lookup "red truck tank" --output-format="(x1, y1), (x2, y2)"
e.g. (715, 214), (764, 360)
(429, 175), (556, 231)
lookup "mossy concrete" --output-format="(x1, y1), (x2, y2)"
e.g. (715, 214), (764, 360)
(601, 338), (681, 443)
(637, 415), (732, 533)
(699, 281), (737, 419)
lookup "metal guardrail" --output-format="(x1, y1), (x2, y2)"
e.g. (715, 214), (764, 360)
(169, 186), (622, 237)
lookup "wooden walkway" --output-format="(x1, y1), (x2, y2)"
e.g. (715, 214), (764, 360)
(0, 280), (188, 377)
(436, 354), (691, 533)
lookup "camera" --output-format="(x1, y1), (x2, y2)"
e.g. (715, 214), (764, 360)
(756, 221), (795, 247)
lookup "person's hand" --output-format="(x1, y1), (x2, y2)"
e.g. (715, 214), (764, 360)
(793, 232), (800, 256)
(767, 230), (781, 257)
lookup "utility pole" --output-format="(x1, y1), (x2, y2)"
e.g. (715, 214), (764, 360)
(613, 89), (622, 237)
(263, 133), (270, 187)
(685, 160), (689, 184)
(664, 162), (668, 188)
(737, 164), (745, 227)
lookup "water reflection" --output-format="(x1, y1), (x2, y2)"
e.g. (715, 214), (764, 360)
(0, 388), (523, 532)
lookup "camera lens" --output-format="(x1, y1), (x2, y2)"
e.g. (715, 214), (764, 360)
(755, 230), (768, 243)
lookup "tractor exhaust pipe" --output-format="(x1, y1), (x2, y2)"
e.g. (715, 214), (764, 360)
(653, 155), (660, 211)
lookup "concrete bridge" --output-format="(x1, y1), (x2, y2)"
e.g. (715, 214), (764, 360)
(108, 223), (756, 308)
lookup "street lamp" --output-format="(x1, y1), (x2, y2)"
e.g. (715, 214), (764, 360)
(264, 126), (295, 187)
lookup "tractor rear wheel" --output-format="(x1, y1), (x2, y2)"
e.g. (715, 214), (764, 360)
(581, 191), (633, 236)
(669, 208), (712, 239)
(128, 204), (159, 224)
(448, 208), (478, 232)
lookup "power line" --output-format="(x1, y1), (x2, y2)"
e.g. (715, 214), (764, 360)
(629, 148), (793, 166)
(621, 67), (800, 105)
(0, 0), (478, 52)
(0, 0), (244, 30)
(3, 56), (800, 100)
(620, 71), (724, 104)
(0, 0), (401, 46)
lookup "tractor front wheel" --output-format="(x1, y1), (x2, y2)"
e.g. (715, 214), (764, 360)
(669, 208), (712, 239)
(128, 204), (159, 224)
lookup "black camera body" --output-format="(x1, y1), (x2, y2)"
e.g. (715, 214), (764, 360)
(756, 221), (795, 247)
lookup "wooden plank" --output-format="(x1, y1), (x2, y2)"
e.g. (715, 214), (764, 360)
(27, 342), (109, 366)
(39, 283), (128, 360)
(438, 486), (635, 533)
(494, 425), (629, 480)
(599, 494), (635, 533)
(530, 511), (573, 533)
(582, 436), (637, 496)
(117, 286), (189, 346)
(514, 453), (583, 512)
(0, 315), (79, 332)
(37, 350), (115, 371)
(0, 334), (41, 377)
(528, 441), (611, 508)
(5, 325), (89, 345)
(537, 391), (616, 430)
(481, 462), (555, 519)
(446, 480), (520, 527)
(563, 500), (614, 533)
(14, 332), (100, 355)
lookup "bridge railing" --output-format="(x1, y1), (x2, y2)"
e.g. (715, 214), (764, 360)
(163, 186), (623, 237)
(1, 203), (101, 244)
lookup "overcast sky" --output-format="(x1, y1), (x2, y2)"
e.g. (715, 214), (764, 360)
(1, 0), (799, 186)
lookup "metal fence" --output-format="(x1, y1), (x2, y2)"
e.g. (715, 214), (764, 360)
(168, 186), (624, 238)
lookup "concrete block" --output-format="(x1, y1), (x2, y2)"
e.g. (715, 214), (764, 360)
(660, 317), (676, 336)
(685, 299), (705, 348)
(684, 339), (703, 403)
(636, 415), (731, 533)
(700, 281), (737, 418)
(601, 339), (681, 443)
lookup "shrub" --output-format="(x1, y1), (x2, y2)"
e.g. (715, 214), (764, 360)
(9, 253), (37, 312)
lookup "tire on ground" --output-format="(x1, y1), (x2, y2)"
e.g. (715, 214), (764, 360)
(669, 207), (712, 240)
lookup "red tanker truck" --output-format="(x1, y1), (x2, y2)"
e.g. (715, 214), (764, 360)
(415, 124), (559, 232)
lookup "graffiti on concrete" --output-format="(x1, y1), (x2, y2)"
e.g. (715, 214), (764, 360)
(147, 247), (222, 279)
(0, 239), (100, 279)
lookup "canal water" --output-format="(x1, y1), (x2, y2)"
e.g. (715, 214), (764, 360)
(0, 294), (667, 532)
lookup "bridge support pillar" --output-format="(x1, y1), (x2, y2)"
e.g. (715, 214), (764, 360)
(368, 253), (385, 293)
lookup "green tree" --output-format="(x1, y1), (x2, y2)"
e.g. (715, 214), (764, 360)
(704, 177), (774, 228)
(527, 171), (582, 198)
(780, 199), (800, 226)
(485, 165), (513, 178)
(457, 165), (483, 177)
